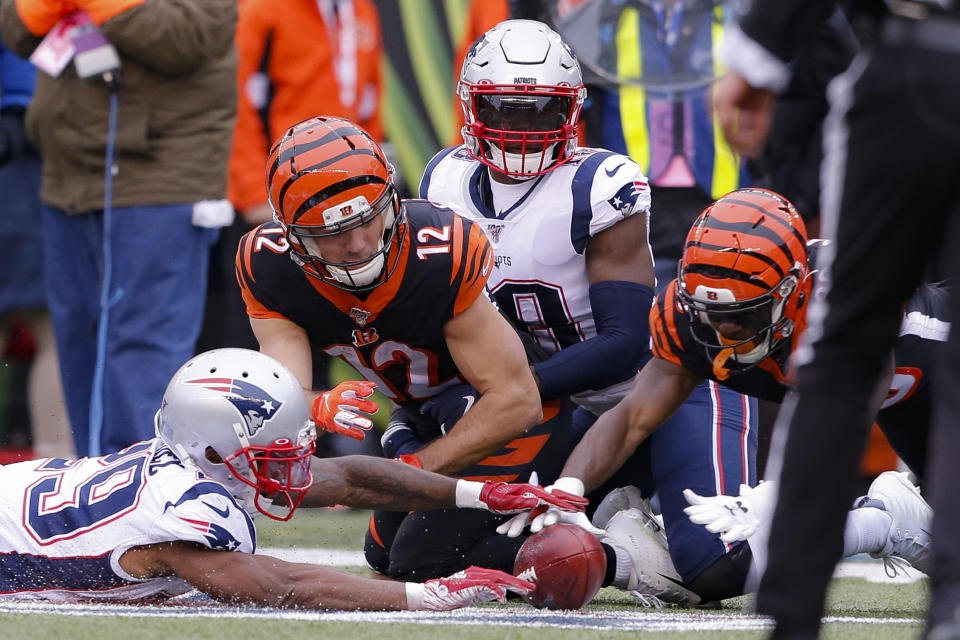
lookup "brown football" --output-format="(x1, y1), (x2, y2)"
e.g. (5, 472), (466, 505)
(513, 523), (607, 610)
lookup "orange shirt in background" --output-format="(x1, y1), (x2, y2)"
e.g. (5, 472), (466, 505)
(448, 1), (586, 147)
(229, 0), (383, 214)
(450, 0), (509, 146)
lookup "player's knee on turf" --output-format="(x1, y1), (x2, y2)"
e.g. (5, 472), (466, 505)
(365, 510), (405, 575)
(364, 528), (391, 575)
(685, 542), (752, 602)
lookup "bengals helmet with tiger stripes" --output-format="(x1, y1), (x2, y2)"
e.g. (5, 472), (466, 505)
(677, 188), (812, 369)
(266, 116), (404, 291)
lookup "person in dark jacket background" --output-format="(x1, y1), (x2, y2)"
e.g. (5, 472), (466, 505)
(0, 40), (72, 459)
(0, 0), (238, 458)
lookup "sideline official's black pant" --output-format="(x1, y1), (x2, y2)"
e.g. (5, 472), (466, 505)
(757, 40), (960, 636)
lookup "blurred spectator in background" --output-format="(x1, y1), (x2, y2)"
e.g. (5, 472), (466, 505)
(210, 0), (385, 458)
(204, 0), (383, 370)
(551, 0), (857, 476)
(449, 0), (509, 145)
(229, 0), (383, 226)
(742, 8), (856, 238)
(0, 40), (72, 459)
(0, 0), (237, 457)
(569, 0), (746, 291)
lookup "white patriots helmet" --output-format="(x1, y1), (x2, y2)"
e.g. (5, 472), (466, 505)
(154, 348), (316, 521)
(458, 19), (586, 178)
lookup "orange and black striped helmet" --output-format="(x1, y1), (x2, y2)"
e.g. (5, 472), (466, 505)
(677, 188), (811, 368)
(266, 116), (404, 291)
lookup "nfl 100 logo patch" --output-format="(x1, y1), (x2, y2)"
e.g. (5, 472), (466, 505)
(485, 223), (506, 244)
(350, 307), (372, 326)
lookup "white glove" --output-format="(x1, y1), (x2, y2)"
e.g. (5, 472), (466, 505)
(495, 471), (540, 537)
(496, 476), (604, 538)
(683, 481), (777, 544)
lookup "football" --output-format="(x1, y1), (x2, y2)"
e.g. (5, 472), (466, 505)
(513, 523), (607, 610)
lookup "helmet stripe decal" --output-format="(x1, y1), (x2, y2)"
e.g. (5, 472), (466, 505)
(268, 123), (364, 183)
(291, 174), (388, 223)
(714, 197), (807, 247)
(683, 263), (779, 287)
(684, 242), (787, 279)
(276, 148), (384, 214)
(694, 217), (798, 268)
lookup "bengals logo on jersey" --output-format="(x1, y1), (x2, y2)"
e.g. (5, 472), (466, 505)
(351, 328), (380, 347)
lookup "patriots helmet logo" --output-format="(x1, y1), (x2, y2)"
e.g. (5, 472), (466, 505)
(186, 378), (282, 437)
(607, 179), (649, 214)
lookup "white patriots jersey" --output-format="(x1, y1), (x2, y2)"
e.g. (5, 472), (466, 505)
(0, 438), (256, 602)
(421, 146), (652, 414)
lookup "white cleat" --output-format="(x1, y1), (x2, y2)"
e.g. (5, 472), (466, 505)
(591, 485), (652, 530)
(602, 506), (701, 607)
(861, 471), (932, 576)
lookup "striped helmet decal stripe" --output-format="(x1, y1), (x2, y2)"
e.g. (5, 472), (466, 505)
(695, 215), (799, 269)
(684, 241), (787, 280)
(268, 122), (371, 184)
(277, 148), (384, 216)
(291, 175), (387, 223)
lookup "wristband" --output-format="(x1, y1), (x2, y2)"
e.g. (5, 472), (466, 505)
(552, 476), (586, 497)
(404, 582), (424, 610)
(454, 480), (485, 509)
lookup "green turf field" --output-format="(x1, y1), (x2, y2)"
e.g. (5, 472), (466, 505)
(0, 508), (928, 640)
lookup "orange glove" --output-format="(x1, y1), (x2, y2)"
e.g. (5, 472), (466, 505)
(73, 0), (145, 26)
(311, 380), (378, 441)
(15, 0), (72, 36)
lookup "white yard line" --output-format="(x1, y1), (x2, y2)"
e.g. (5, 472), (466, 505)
(0, 550), (924, 631)
(258, 548), (927, 585)
(0, 600), (922, 631)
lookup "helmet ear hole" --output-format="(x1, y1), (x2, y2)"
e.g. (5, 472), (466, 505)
(205, 447), (224, 464)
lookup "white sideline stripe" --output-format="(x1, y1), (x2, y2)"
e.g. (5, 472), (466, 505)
(257, 547), (366, 566)
(0, 601), (921, 630)
(834, 559), (926, 584)
(0, 550), (924, 631)
(258, 548), (927, 585)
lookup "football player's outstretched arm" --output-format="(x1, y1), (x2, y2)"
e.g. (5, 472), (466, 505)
(303, 455), (588, 515)
(415, 295), (542, 475)
(120, 542), (533, 611)
(305, 455), (458, 509)
(250, 316), (316, 396)
(561, 357), (702, 491)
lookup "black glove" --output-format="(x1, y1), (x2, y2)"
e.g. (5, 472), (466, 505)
(380, 406), (426, 458)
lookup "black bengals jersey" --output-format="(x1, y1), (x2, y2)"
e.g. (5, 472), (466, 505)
(876, 281), (948, 479)
(651, 279), (792, 402)
(651, 278), (948, 477)
(236, 200), (493, 406)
